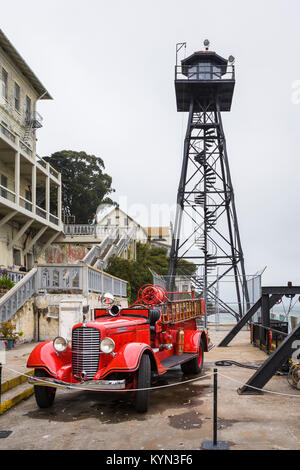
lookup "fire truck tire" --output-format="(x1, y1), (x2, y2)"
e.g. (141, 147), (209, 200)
(135, 354), (151, 413)
(181, 339), (204, 375)
(34, 369), (56, 408)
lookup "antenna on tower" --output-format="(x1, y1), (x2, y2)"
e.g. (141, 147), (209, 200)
(176, 42), (186, 66)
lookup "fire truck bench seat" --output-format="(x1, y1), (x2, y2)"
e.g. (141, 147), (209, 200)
(149, 309), (161, 334)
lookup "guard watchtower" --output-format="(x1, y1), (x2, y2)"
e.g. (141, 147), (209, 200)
(168, 41), (249, 321)
(175, 48), (235, 112)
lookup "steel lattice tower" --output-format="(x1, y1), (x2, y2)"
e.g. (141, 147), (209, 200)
(168, 42), (249, 320)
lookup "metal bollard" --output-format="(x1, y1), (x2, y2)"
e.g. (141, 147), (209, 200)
(0, 362), (2, 405)
(202, 368), (229, 450)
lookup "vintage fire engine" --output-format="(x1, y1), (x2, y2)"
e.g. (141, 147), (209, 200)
(27, 285), (208, 412)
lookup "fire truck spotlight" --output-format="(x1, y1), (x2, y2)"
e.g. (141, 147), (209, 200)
(100, 337), (115, 354)
(53, 336), (68, 353)
(101, 292), (115, 306)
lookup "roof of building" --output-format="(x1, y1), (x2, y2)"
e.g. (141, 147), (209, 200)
(0, 29), (52, 100)
(96, 203), (116, 221)
(96, 204), (148, 236)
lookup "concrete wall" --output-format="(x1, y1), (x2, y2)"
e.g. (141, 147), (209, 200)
(11, 292), (129, 343)
(44, 243), (88, 264)
(0, 222), (44, 269)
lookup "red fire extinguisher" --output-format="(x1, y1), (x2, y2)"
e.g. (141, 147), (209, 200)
(176, 329), (184, 355)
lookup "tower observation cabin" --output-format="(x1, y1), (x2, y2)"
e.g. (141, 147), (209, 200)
(175, 43), (235, 112)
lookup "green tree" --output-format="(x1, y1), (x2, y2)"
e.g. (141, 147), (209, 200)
(106, 242), (196, 302)
(44, 150), (115, 224)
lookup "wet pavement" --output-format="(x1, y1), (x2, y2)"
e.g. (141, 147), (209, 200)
(1, 330), (300, 450)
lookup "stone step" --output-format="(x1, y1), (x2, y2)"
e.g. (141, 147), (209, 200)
(0, 370), (34, 415)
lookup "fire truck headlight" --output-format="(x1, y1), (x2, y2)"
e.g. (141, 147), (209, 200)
(53, 336), (68, 353)
(100, 337), (115, 354)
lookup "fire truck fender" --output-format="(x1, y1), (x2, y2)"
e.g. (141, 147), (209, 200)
(98, 343), (159, 378)
(27, 341), (72, 379)
(183, 330), (208, 353)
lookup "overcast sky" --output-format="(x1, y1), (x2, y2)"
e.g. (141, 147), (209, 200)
(2, 0), (300, 285)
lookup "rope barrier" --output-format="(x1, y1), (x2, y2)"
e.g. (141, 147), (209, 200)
(218, 372), (300, 398)
(2, 365), (213, 393)
(4, 364), (300, 397)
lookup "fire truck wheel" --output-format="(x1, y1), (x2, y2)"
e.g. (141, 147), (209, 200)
(135, 354), (151, 413)
(34, 369), (56, 408)
(181, 339), (204, 375)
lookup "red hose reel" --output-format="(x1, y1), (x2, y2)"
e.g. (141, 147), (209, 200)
(131, 284), (168, 307)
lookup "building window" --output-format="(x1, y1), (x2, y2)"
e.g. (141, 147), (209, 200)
(25, 188), (32, 211)
(0, 174), (7, 198)
(14, 83), (20, 111)
(2, 68), (8, 99)
(25, 96), (31, 122)
(13, 248), (21, 266)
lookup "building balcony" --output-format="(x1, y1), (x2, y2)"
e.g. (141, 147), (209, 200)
(0, 134), (62, 232)
(25, 111), (43, 129)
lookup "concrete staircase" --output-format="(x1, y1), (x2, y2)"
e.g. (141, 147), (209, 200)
(82, 226), (136, 270)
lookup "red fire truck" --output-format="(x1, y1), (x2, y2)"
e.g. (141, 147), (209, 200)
(27, 285), (208, 412)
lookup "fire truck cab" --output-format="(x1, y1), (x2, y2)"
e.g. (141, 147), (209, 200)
(27, 285), (208, 413)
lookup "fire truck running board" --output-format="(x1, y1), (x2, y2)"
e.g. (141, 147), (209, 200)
(161, 353), (197, 370)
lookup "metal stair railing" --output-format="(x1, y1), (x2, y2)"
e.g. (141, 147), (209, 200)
(0, 268), (37, 322)
(114, 227), (136, 257)
(102, 227), (136, 269)
(82, 227), (118, 266)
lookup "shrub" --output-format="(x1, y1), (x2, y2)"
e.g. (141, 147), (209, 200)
(0, 277), (15, 290)
(0, 321), (23, 340)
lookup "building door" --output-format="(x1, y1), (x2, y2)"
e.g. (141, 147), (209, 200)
(26, 253), (33, 270)
(59, 300), (83, 341)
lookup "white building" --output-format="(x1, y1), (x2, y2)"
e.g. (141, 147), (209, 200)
(0, 29), (62, 271)
(145, 225), (172, 252)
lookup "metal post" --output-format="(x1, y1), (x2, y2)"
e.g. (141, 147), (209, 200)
(202, 369), (229, 450)
(0, 362), (2, 405)
(213, 368), (218, 445)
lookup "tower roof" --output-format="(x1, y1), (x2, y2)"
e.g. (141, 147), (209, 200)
(0, 29), (52, 100)
(181, 50), (228, 67)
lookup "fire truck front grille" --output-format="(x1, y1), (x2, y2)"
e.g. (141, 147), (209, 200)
(72, 327), (101, 380)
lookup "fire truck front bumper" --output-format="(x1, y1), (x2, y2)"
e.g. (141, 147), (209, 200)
(28, 376), (126, 391)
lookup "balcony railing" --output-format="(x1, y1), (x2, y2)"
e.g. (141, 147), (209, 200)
(50, 214), (59, 225)
(0, 123), (16, 143)
(64, 224), (96, 236)
(63, 225), (135, 239)
(36, 206), (47, 219)
(36, 155), (47, 168)
(0, 269), (26, 283)
(0, 265), (128, 323)
(19, 196), (33, 212)
(0, 184), (15, 203)
(38, 264), (128, 297)
(49, 167), (59, 179)
(20, 140), (33, 157)
(175, 64), (235, 81)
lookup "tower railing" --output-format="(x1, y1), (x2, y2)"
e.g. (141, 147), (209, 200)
(175, 64), (235, 81)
